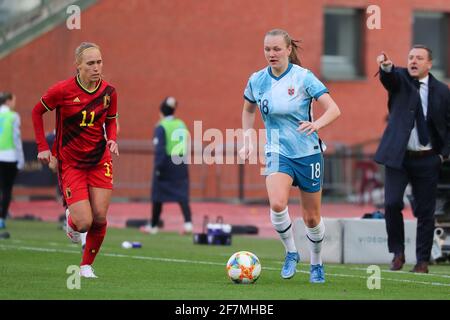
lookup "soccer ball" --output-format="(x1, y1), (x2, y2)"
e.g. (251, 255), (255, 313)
(226, 251), (261, 284)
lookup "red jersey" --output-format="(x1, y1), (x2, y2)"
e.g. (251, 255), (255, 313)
(36, 75), (118, 168)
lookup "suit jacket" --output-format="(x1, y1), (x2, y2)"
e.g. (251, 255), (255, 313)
(374, 66), (450, 169)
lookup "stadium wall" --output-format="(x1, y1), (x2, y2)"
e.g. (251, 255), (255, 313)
(1, 0), (449, 200)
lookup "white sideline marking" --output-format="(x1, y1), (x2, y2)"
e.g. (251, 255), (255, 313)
(273, 259), (450, 280)
(347, 266), (450, 279)
(1, 243), (449, 288)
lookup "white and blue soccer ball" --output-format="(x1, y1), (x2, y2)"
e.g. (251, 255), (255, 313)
(226, 251), (261, 284)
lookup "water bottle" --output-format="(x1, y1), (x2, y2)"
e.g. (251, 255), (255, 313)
(131, 241), (142, 248)
(121, 241), (142, 249)
(431, 228), (443, 260)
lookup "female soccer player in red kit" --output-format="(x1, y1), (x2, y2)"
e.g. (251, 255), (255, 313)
(32, 42), (119, 278)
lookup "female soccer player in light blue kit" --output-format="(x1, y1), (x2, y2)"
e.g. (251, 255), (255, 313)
(240, 29), (341, 283)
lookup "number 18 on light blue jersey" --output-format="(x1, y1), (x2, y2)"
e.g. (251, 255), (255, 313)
(244, 63), (329, 159)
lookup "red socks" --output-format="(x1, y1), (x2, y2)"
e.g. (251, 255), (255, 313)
(81, 221), (107, 266)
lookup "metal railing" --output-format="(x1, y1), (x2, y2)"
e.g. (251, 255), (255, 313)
(112, 139), (384, 203)
(16, 138), (386, 203)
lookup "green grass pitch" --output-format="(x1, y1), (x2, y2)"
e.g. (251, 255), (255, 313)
(0, 220), (449, 300)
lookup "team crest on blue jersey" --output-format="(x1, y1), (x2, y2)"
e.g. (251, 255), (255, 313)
(288, 87), (295, 96)
(103, 94), (110, 109)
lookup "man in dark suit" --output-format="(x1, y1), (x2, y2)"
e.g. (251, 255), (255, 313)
(374, 45), (450, 273)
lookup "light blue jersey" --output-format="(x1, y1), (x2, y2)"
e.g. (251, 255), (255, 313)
(244, 63), (328, 158)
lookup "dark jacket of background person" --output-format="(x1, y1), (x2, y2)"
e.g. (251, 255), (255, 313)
(151, 115), (190, 203)
(374, 67), (450, 169)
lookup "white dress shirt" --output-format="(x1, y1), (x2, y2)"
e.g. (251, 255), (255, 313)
(406, 75), (432, 151)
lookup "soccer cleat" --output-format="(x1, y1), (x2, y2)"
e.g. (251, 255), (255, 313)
(140, 224), (159, 235)
(183, 222), (193, 234)
(310, 264), (325, 283)
(65, 209), (81, 243)
(281, 252), (299, 279)
(0, 219), (5, 229)
(80, 265), (97, 278)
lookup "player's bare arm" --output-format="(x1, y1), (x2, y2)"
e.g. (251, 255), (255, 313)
(239, 100), (257, 160)
(297, 93), (341, 136)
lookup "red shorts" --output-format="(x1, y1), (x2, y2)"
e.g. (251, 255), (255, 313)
(60, 158), (114, 206)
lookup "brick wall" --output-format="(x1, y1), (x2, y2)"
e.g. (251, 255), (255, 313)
(1, 0), (448, 199)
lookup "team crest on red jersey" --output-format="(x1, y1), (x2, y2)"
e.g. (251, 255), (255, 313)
(103, 94), (111, 109)
(65, 187), (72, 199)
(288, 87), (295, 96)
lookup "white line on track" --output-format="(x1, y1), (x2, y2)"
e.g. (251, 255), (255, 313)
(1, 243), (449, 288)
